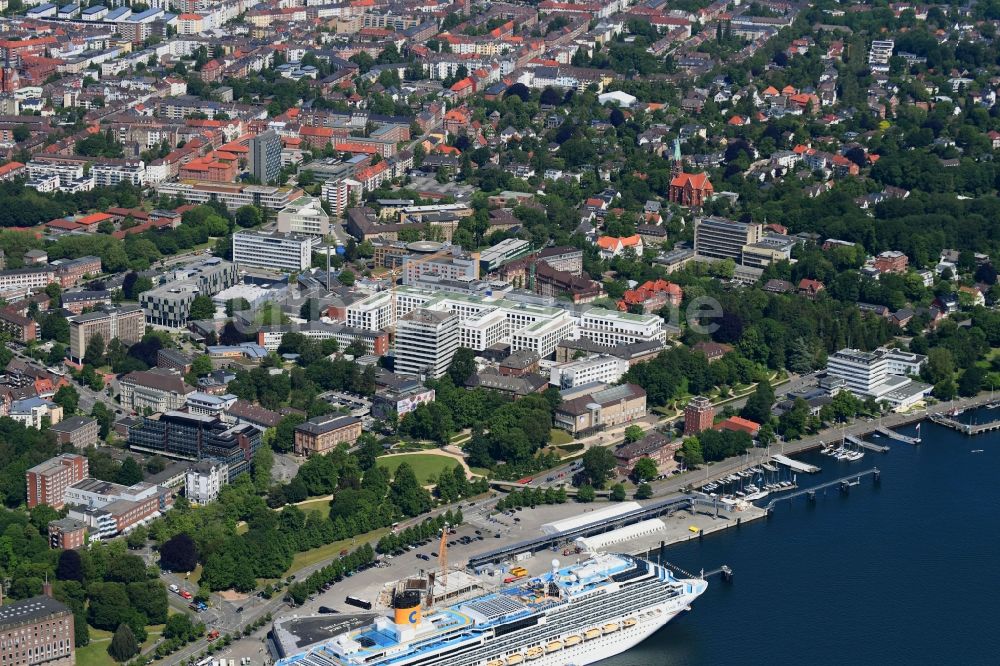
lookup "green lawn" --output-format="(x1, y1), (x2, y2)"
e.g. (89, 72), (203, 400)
(548, 428), (574, 446)
(295, 498), (332, 520)
(376, 453), (459, 485)
(285, 527), (391, 575)
(76, 624), (164, 666)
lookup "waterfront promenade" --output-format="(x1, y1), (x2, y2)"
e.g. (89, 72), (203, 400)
(648, 393), (996, 497)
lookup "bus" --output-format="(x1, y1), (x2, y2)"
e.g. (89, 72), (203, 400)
(345, 596), (373, 610)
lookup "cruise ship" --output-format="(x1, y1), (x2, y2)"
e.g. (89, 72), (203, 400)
(275, 553), (707, 666)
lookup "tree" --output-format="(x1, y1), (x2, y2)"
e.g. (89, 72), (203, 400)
(160, 533), (198, 572)
(958, 366), (986, 397)
(188, 295), (215, 321)
(84, 332), (105, 366)
(225, 298), (250, 317)
(448, 347), (477, 385)
(164, 613), (196, 641)
(576, 484), (596, 502)
(191, 354), (213, 377)
(108, 623), (139, 662)
(235, 205), (263, 228)
(680, 437), (704, 466)
(609, 483), (627, 501)
(632, 457), (658, 482)
(740, 381), (774, 425)
(56, 549), (85, 582)
(389, 462), (432, 517)
(777, 397), (811, 439)
(339, 269), (355, 287)
(272, 413), (304, 453)
(635, 483), (654, 500)
(581, 446), (617, 488)
(623, 425), (644, 443)
(92, 402), (113, 439)
(53, 385), (79, 414)
(116, 458), (143, 486)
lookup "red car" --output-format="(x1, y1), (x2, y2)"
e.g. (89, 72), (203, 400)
(180, 590), (192, 600)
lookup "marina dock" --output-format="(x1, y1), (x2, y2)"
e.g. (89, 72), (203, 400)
(846, 434), (889, 453)
(928, 413), (1000, 435)
(771, 454), (820, 473)
(764, 468), (880, 512)
(874, 426), (920, 445)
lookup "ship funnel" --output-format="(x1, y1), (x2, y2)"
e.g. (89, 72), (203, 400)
(393, 590), (422, 627)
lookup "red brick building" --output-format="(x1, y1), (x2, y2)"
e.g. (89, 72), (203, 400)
(669, 172), (713, 207)
(0, 593), (75, 666)
(25, 454), (88, 510)
(873, 250), (908, 274)
(618, 279), (683, 313)
(684, 396), (714, 436)
(47, 517), (87, 550)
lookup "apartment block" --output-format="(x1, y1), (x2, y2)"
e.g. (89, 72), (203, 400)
(49, 415), (99, 449)
(185, 459), (229, 504)
(153, 181), (304, 211)
(68, 304), (145, 363)
(26, 453), (88, 509)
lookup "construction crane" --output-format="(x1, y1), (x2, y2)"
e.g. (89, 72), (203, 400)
(438, 523), (449, 591)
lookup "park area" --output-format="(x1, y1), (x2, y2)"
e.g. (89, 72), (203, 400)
(376, 452), (465, 485)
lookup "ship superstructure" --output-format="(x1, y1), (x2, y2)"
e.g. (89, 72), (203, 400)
(276, 553), (707, 666)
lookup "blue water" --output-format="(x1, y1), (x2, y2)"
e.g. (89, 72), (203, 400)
(607, 418), (1000, 666)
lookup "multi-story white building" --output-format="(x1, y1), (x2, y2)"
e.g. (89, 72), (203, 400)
(232, 230), (318, 272)
(868, 39), (894, 72)
(825, 347), (931, 410)
(510, 315), (575, 358)
(321, 178), (362, 217)
(185, 392), (237, 417)
(346, 291), (394, 331)
(184, 460), (229, 504)
(153, 182), (304, 211)
(885, 349), (927, 377)
(549, 354), (630, 389)
(402, 248), (479, 285)
(826, 348), (891, 395)
(92, 160), (146, 188)
(0, 268), (56, 291)
(277, 195), (331, 236)
(394, 308), (459, 379)
(573, 308), (666, 347)
(459, 307), (509, 351)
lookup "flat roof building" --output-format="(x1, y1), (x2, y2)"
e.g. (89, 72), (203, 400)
(232, 230), (319, 272)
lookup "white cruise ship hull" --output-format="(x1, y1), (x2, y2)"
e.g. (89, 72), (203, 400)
(490, 587), (701, 666)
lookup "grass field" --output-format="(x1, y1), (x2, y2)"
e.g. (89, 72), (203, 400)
(295, 498), (332, 520)
(285, 527), (391, 575)
(76, 624), (164, 666)
(376, 453), (459, 484)
(548, 428), (574, 445)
